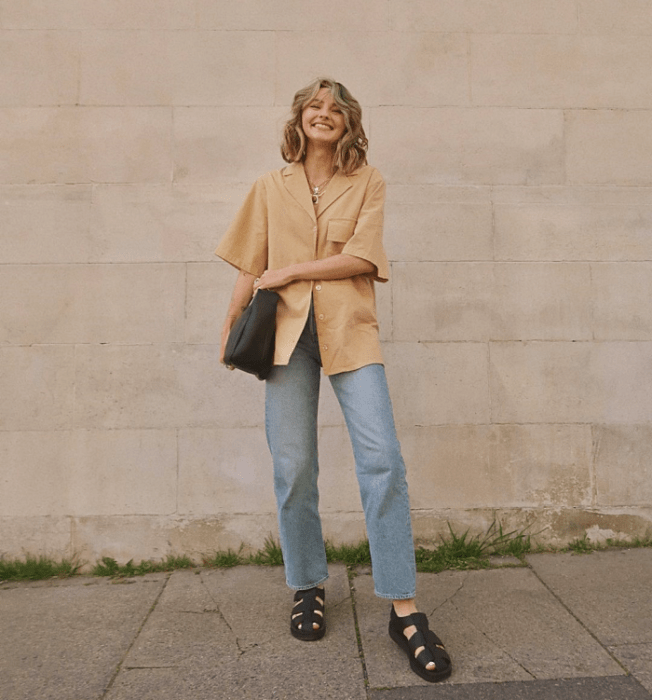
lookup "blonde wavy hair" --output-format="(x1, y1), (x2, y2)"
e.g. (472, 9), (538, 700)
(281, 78), (368, 175)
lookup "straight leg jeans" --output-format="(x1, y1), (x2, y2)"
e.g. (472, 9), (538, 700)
(265, 312), (417, 599)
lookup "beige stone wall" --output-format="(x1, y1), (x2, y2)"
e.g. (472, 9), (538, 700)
(1, 1), (651, 564)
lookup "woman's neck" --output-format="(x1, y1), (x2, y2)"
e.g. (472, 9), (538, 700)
(304, 144), (336, 187)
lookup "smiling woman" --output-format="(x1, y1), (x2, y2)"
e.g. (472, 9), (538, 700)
(302, 91), (346, 143)
(281, 78), (368, 177)
(214, 77), (452, 682)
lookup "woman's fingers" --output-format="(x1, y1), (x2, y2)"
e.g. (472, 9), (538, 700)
(256, 269), (290, 289)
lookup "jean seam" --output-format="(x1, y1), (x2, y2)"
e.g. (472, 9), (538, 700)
(375, 591), (417, 600)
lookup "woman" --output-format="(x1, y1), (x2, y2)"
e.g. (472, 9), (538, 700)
(216, 78), (451, 683)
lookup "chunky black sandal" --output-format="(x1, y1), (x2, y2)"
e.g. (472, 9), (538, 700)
(389, 607), (452, 683)
(290, 586), (325, 641)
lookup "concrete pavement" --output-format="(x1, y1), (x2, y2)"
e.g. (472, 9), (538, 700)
(1, 549), (651, 699)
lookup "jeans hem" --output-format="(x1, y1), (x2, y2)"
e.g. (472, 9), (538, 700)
(375, 591), (416, 600)
(287, 574), (329, 592)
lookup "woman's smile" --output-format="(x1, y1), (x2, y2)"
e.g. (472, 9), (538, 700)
(302, 87), (346, 144)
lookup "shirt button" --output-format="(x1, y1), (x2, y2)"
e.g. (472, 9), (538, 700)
(322, 345), (328, 351)
(318, 314), (324, 320)
(315, 284), (322, 291)
(313, 226), (317, 233)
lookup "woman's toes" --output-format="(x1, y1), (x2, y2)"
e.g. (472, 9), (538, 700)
(403, 624), (436, 671)
(292, 608), (323, 630)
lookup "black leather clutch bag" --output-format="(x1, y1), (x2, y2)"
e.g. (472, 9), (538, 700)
(223, 289), (280, 380)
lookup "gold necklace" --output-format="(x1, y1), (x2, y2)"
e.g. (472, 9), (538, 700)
(308, 173), (334, 204)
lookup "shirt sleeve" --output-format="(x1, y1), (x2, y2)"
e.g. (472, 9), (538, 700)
(214, 177), (268, 277)
(340, 168), (390, 283)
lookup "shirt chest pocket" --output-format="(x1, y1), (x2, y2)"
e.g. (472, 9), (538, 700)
(326, 218), (356, 243)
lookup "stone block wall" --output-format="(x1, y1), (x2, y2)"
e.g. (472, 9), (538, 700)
(1, 0), (651, 564)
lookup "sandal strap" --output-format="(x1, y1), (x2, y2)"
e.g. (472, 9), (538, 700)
(406, 629), (429, 657)
(432, 645), (452, 665)
(412, 612), (449, 658)
(292, 587), (325, 629)
(415, 646), (436, 668)
(391, 608), (449, 671)
(293, 587), (325, 606)
(390, 609), (418, 632)
(409, 612), (431, 633)
(411, 612), (446, 646)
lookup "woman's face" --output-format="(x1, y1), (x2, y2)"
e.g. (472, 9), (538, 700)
(301, 87), (346, 148)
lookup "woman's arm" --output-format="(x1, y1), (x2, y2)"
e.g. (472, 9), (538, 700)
(219, 270), (257, 364)
(255, 254), (375, 291)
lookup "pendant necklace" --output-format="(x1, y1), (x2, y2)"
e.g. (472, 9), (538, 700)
(308, 173), (334, 204)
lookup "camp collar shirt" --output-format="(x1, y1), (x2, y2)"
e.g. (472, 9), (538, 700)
(215, 162), (389, 376)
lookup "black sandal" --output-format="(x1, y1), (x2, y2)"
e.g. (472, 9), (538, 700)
(290, 586), (325, 641)
(389, 607), (452, 682)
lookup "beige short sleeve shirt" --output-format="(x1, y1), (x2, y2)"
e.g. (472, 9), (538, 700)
(215, 162), (389, 376)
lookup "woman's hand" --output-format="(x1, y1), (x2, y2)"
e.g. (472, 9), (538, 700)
(254, 268), (294, 290)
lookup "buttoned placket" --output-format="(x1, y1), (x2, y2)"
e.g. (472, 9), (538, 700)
(311, 216), (328, 355)
(313, 283), (327, 353)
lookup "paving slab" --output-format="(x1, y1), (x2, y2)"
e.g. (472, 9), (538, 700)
(369, 676), (652, 700)
(354, 565), (622, 691)
(609, 644), (652, 695)
(106, 564), (365, 700)
(526, 549), (652, 646)
(0, 574), (167, 700)
(528, 549), (652, 693)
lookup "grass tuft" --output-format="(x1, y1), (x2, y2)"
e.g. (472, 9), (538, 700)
(246, 536), (284, 566)
(566, 534), (594, 554)
(325, 540), (372, 566)
(415, 519), (533, 573)
(0, 555), (81, 581)
(91, 554), (194, 578)
(624, 534), (652, 548)
(203, 548), (242, 569)
(564, 533), (652, 555)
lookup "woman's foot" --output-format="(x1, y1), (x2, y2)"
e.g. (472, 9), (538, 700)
(389, 600), (452, 682)
(290, 586), (325, 641)
(392, 600), (436, 672)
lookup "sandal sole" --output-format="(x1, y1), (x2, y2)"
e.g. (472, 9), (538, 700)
(290, 623), (326, 642)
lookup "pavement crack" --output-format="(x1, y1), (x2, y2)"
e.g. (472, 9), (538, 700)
(235, 642), (262, 657)
(101, 572), (171, 698)
(428, 573), (468, 617)
(346, 568), (371, 700)
(449, 598), (537, 681)
(198, 571), (246, 656)
(178, 609), (220, 615)
(329, 595), (352, 611)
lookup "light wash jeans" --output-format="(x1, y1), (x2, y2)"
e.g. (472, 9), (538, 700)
(265, 308), (417, 599)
